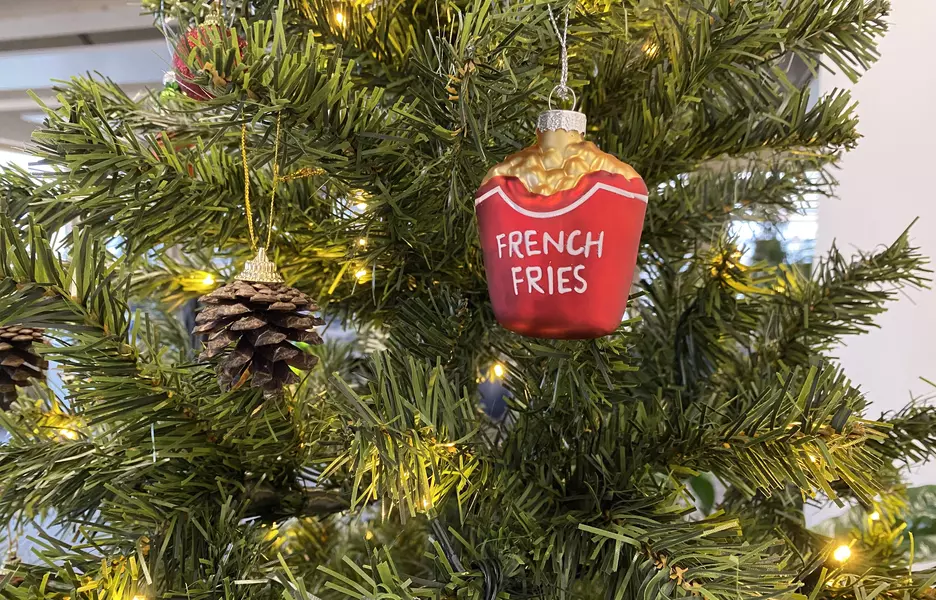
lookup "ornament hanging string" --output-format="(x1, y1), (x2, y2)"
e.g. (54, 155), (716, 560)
(240, 122), (258, 251)
(546, 4), (575, 109)
(265, 113), (281, 251)
(158, 0), (175, 59)
(240, 114), (281, 253)
(208, 0), (237, 29)
(279, 167), (324, 182)
(240, 114), (320, 252)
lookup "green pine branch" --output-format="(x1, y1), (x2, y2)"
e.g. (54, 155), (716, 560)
(757, 226), (930, 367)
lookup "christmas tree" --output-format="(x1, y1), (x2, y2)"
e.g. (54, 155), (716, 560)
(0, 0), (933, 598)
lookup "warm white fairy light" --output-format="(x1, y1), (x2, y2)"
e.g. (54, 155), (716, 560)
(57, 428), (79, 440)
(355, 201), (367, 211)
(833, 544), (852, 563)
(642, 39), (660, 57)
(355, 268), (368, 280)
(869, 511), (880, 521)
(357, 238), (367, 247)
(201, 274), (215, 286)
(492, 363), (506, 378)
(334, 11), (346, 27)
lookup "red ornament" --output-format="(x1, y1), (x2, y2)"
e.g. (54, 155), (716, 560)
(172, 19), (246, 100)
(475, 109), (648, 339)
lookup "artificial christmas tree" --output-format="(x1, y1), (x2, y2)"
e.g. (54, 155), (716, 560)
(0, 1), (933, 599)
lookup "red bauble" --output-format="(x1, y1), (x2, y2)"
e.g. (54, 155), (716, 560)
(475, 110), (648, 339)
(172, 22), (246, 100)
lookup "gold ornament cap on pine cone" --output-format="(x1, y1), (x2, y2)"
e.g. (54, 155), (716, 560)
(0, 325), (47, 410)
(236, 248), (285, 283)
(194, 278), (324, 392)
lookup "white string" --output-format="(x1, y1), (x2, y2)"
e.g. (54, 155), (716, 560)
(546, 4), (571, 101)
(159, 0), (176, 59)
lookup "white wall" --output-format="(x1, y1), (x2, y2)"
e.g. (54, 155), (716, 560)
(816, 0), (936, 483)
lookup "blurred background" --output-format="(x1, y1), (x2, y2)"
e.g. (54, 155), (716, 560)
(0, 0), (933, 482)
(0, 1), (163, 160)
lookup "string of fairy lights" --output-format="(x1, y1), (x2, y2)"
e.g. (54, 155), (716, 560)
(39, 345), (873, 596)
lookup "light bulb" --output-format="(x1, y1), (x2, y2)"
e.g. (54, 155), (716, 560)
(869, 511), (880, 521)
(357, 238), (367, 247)
(833, 544), (851, 563)
(355, 201), (367, 211)
(58, 428), (78, 440)
(492, 363), (505, 378)
(642, 39), (660, 57)
(334, 11), (346, 26)
(201, 274), (215, 286)
(354, 269), (368, 280)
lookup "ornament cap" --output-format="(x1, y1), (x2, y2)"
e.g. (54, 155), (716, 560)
(537, 110), (587, 134)
(203, 1), (223, 27)
(236, 248), (284, 283)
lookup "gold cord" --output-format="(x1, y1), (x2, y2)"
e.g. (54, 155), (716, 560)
(240, 123), (257, 251)
(241, 112), (318, 252)
(279, 167), (324, 181)
(265, 113), (281, 251)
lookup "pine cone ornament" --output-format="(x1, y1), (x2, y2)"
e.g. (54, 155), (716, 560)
(195, 279), (324, 392)
(0, 325), (47, 410)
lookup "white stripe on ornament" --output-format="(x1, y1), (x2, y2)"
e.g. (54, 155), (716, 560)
(474, 182), (649, 218)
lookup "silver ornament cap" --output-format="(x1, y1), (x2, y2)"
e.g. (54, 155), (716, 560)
(537, 109), (587, 134)
(236, 248), (284, 283)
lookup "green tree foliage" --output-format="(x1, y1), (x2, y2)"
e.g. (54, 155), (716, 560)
(0, 0), (932, 599)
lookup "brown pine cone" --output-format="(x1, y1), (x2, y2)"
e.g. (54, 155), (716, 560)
(0, 325), (47, 410)
(194, 281), (324, 392)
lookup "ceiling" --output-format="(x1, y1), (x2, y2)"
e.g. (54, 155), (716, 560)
(0, 0), (167, 151)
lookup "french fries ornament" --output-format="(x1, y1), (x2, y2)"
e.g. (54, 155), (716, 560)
(475, 107), (648, 339)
